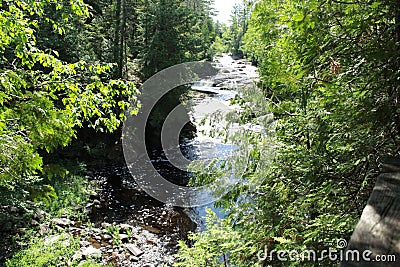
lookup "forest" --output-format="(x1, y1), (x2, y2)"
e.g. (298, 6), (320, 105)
(0, 0), (399, 266)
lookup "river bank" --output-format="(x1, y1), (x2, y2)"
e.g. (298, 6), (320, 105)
(0, 54), (259, 266)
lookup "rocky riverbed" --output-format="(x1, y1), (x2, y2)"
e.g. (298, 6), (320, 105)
(83, 166), (196, 266)
(0, 54), (258, 266)
(43, 217), (178, 266)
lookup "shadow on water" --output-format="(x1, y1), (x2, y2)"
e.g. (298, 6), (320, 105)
(89, 164), (197, 243)
(0, 54), (258, 266)
(89, 53), (259, 249)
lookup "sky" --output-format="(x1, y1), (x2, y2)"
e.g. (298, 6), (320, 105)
(212, 0), (242, 25)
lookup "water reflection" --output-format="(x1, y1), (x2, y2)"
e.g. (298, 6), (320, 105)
(93, 54), (259, 236)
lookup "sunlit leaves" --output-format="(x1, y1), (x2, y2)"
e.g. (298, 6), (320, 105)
(0, 0), (139, 185)
(178, 0), (400, 266)
(243, 0), (399, 263)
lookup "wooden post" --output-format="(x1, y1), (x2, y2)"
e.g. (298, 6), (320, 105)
(340, 157), (400, 266)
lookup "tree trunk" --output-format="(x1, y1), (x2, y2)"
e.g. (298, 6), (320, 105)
(114, 0), (122, 78)
(120, 0), (127, 78)
(395, 0), (400, 47)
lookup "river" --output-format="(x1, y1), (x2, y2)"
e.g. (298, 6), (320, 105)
(88, 54), (259, 266)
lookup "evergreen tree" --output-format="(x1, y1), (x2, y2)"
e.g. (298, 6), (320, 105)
(176, 0), (400, 266)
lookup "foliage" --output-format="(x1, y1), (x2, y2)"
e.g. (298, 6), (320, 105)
(0, 0), (140, 186)
(73, 0), (218, 80)
(106, 224), (123, 246)
(175, 210), (243, 266)
(5, 230), (106, 267)
(137, 0), (217, 78)
(0, 164), (96, 264)
(218, 1), (253, 57)
(44, 171), (95, 220)
(0, 162), (90, 216)
(5, 233), (81, 267)
(228, 1), (251, 57)
(130, 0), (219, 144)
(0, 0), (224, 265)
(177, 0), (400, 266)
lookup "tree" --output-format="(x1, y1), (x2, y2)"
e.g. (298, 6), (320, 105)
(222, 1), (252, 58)
(0, 0), (139, 185)
(176, 0), (400, 266)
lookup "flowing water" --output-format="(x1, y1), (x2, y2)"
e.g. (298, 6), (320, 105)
(89, 54), (259, 264)
(0, 55), (258, 266)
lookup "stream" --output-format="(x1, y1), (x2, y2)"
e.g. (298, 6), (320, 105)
(86, 54), (259, 266)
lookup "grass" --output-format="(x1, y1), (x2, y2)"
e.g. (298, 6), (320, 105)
(2, 163), (105, 266)
(5, 233), (80, 267)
